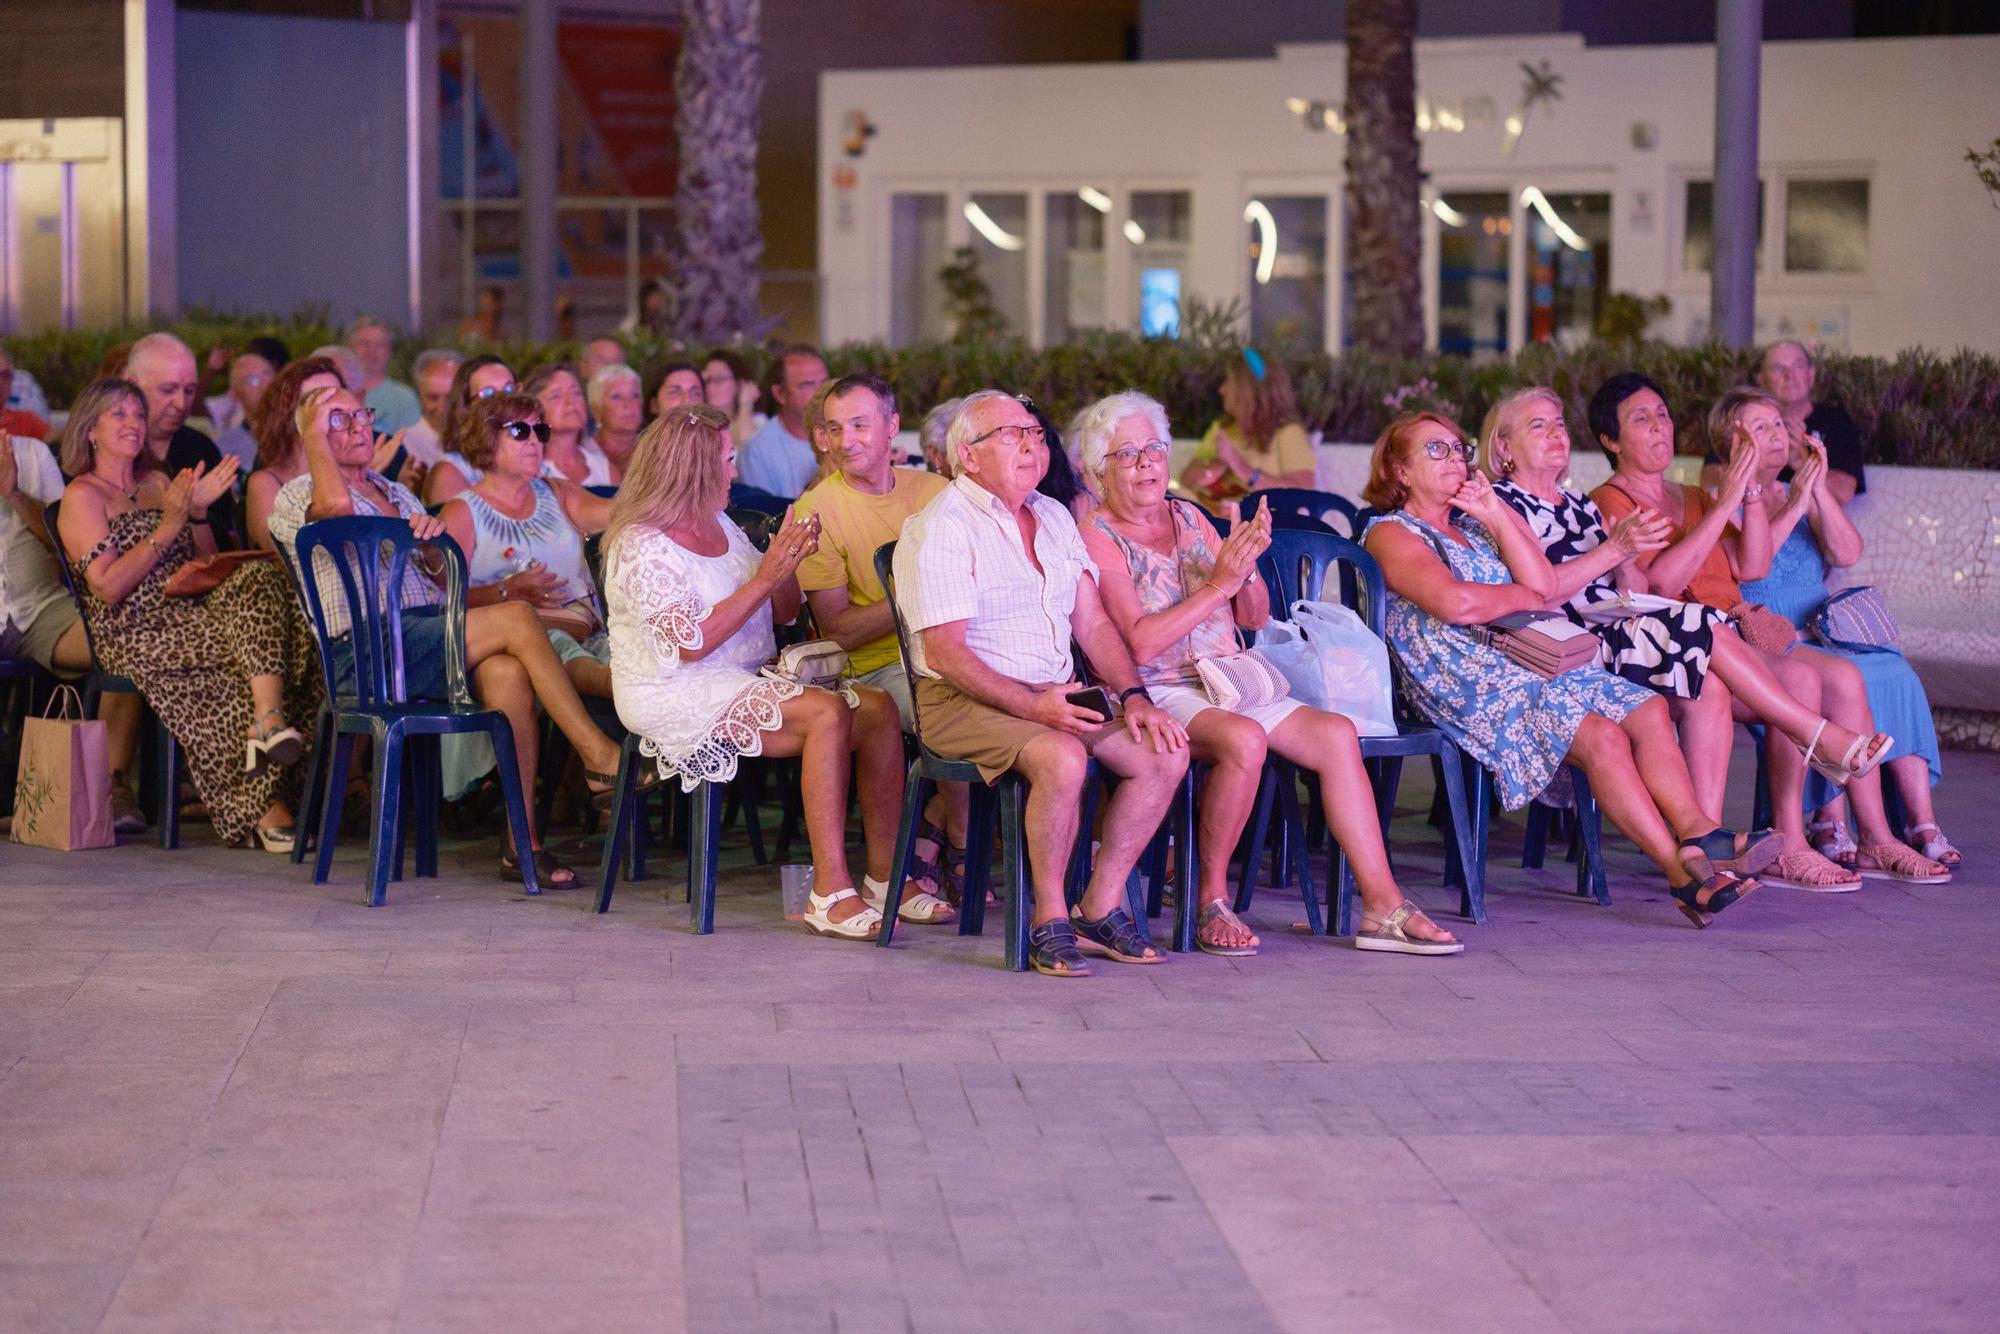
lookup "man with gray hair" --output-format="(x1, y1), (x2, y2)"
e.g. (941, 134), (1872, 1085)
(919, 396), (962, 476)
(1703, 339), (1865, 505)
(401, 349), (462, 467)
(894, 388), (1189, 976)
(346, 316), (422, 434)
(123, 332), (240, 548)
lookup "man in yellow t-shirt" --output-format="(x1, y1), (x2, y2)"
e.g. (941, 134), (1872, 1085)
(794, 371), (966, 897)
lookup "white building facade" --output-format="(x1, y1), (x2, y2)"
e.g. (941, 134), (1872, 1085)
(817, 34), (2000, 357)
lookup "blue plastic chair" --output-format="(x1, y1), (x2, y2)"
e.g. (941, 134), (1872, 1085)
(1250, 487), (1363, 537)
(42, 501), (182, 848)
(292, 517), (539, 905)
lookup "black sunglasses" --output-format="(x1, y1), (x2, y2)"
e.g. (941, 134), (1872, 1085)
(503, 421), (551, 443)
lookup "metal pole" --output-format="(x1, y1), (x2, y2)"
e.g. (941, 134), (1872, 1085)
(519, 0), (558, 341)
(405, 0), (443, 335)
(1710, 0), (1761, 346)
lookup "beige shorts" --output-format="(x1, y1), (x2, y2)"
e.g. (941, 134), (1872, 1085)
(1147, 679), (1307, 735)
(915, 676), (1118, 784)
(0, 598), (81, 675)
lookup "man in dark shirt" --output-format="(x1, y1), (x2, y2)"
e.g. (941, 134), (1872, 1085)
(123, 332), (241, 548)
(1703, 340), (1866, 504)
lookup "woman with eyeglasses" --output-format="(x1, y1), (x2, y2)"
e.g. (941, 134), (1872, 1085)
(1363, 410), (1779, 928)
(423, 354), (517, 505)
(1074, 391), (1459, 956)
(436, 392), (616, 700)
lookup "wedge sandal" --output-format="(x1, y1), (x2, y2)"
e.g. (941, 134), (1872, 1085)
(1670, 870), (1757, 928)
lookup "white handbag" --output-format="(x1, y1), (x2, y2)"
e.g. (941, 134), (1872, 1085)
(769, 638), (849, 690)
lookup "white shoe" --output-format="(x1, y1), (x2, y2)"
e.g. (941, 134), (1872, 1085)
(862, 874), (956, 925)
(803, 886), (881, 940)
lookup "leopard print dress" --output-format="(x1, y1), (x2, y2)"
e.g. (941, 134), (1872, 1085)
(74, 509), (323, 844)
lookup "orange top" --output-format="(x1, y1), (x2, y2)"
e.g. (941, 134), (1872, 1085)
(1591, 477), (1742, 610)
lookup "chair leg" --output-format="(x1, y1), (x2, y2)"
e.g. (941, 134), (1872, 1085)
(292, 708), (333, 864)
(487, 716), (540, 897)
(1171, 768), (1201, 953)
(689, 781), (722, 934)
(314, 734), (355, 885)
(411, 737), (440, 880)
(1276, 776), (1323, 935)
(877, 769), (931, 949)
(596, 738), (641, 913)
(533, 716), (566, 837)
(366, 729), (405, 908)
(1441, 754), (1486, 924)
(998, 777), (1029, 972)
(1750, 728), (1773, 833)
(1236, 765), (1278, 913)
(960, 784), (995, 937)
(1521, 802), (1552, 869)
(156, 722), (180, 850)
(1065, 775), (1101, 910)
(1570, 766), (1610, 905)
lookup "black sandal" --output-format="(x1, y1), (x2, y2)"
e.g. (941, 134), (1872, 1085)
(585, 765), (662, 811)
(1070, 906), (1164, 964)
(1680, 827), (1782, 881)
(1028, 920), (1092, 977)
(501, 848), (578, 889)
(913, 812), (966, 908)
(1669, 870), (1757, 928)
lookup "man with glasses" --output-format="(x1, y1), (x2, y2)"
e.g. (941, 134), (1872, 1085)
(894, 389), (1190, 977)
(347, 317), (423, 435)
(735, 345), (827, 499)
(212, 351), (276, 471)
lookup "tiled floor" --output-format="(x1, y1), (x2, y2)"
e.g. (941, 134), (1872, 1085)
(3, 749), (1997, 1332)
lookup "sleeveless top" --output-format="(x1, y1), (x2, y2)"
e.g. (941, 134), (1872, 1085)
(461, 478), (593, 603)
(1089, 498), (1238, 688)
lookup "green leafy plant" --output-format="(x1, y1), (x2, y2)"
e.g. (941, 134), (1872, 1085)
(937, 246), (1007, 342)
(1969, 137), (2000, 211)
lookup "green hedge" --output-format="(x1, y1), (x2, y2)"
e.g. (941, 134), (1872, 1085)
(9, 309), (1998, 470)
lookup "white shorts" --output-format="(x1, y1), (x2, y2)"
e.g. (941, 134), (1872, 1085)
(1147, 680), (1307, 736)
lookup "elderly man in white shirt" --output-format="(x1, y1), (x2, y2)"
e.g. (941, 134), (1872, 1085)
(894, 389), (1189, 977)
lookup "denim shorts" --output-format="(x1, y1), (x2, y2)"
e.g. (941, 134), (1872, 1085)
(328, 606), (449, 701)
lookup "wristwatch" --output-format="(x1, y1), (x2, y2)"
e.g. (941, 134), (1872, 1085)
(1118, 686), (1150, 707)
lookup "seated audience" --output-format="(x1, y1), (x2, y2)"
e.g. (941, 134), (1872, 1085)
(1362, 409), (1779, 927)
(1031, 404), (1093, 523)
(56, 378), (320, 852)
(1703, 341), (1866, 504)
(1, 347), (55, 438)
(243, 357), (343, 551)
(792, 372), (957, 919)
(437, 392), (614, 698)
(700, 350), (762, 445)
(525, 363), (614, 487)
(271, 385), (640, 887)
(1077, 390), (1459, 956)
(1586, 374), (1943, 888)
(894, 389), (1190, 975)
(620, 278), (668, 336)
(736, 345), (827, 499)
(347, 317), (422, 434)
(604, 404), (932, 934)
(589, 364), (646, 480)
(212, 351), (275, 471)
(460, 284), (506, 343)
(919, 398), (962, 476)
(1179, 352), (1316, 505)
(123, 333), (240, 549)
(1723, 386), (1958, 871)
(423, 355), (517, 504)
(650, 361), (705, 417)
(579, 337), (627, 389)
(402, 350), (463, 467)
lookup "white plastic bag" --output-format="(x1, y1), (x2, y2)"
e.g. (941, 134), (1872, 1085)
(1253, 600), (1397, 736)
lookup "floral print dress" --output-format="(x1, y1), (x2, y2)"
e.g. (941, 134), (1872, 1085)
(1367, 510), (1651, 810)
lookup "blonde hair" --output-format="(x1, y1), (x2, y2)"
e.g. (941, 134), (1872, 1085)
(604, 404), (734, 559)
(1705, 385), (1785, 458)
(59, 378), (148, 478)
(1478, 386), (1565, 479)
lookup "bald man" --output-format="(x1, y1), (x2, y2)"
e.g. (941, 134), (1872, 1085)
(124, 332), (241, 548)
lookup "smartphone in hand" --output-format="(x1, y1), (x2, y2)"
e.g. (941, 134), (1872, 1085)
(1066, 686), (1115, 723)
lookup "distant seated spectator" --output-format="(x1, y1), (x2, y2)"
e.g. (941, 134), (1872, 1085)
(1031, 402), (1093, 523)
(0, 346), (54, 442)
(1179, 352), (1316, 506)
(579, 337), (627, 388)
(460, 284), (506, 343)
(801, 380), (840, 491)
(525, 363), (614, 487)
(1701, 340), (1866, 505)
(590, 364), (646, 480)
(555, 295), (579, 343)
(401, 349), (463, 467)
(123, 332), (239, 549)
(212, 352), (276, 471)
(243, 357), (342, 550)
(699, 349), (762, 445)
(919, 397), (962, 476)
(651, 361), (704, 417)
(346, 318), (421, 435)
(423, 355), (516, 505)
(736, 345), (827, 499)
(619, 278), (668, 336)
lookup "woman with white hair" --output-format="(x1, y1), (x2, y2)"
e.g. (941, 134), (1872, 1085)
(588, 363), (645, 481)
(1073, 389), (1460, 957)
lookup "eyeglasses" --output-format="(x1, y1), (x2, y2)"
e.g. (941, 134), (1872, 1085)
(502, 420), (551, 443)
(700, 372), (735, 387)
(1108, 440), (1170, 469)
(967, 422), (1047, 450)
(327, 407), (377, 433)
(475, 382), (517, 399)
(1420, 438), (1475, 463)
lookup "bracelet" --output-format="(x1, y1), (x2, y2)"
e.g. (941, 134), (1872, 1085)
(1118, 686), (1150, 706)
(1742, 484), (1765, 502)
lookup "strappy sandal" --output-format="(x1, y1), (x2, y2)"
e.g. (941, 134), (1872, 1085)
(1798, 718), (1893, 788)
(1354, 901), (1463, 956)
(586, 765), (663, 810)
(861, 874), (956, 925)
(803, 886), (881, 940)
(1806, 818), (1859, 872)
(1856, 842), (1952, 885)
(1028, 919), (1091, 977)
(913, 813), (967, 908)
(1196, 899), (1260, 956)
(1679, 826), (1783, 881)
(500, 848), (577, 888)
(1763, 848), (1861, 893)
(1070, 905), (1165, 964)
(244, 708), (304, 776)
(240, 822), (295, 854)
(1904, 822), (1962, 870)
(1670, 870), (1757, 928)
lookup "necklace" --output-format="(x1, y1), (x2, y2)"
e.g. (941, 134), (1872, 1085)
(91, 470), (139, 503)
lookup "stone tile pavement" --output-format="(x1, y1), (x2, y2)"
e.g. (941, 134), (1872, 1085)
(3, 749), (1998, 1332)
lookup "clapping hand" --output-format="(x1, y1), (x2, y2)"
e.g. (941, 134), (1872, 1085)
(1723, 426), (1760, 499)
(159, 468), (198, 528)
(1792, 435), (1829, 501)
(1210, 496), (1272, 595)
(190, 457), (240, 510)
(500, 561), (566, 607)
(756, 506), (820, 586)
(370, 429), (408, 477)
(1605, 506), (1671, 559)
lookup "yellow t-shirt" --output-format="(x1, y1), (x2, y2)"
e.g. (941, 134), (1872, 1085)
(1196, 419), (1317, 483)
(793, 467), (949, 675)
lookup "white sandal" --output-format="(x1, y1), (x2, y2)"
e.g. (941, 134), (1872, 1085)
(1354, 902), (1464, 956)
(1805, 818), (1858, 871)
(802, 886), (882, 940)
(861, 874), (956, 925)
(1798, 719), (1892, 788)
(1905, 822), (1963, 869)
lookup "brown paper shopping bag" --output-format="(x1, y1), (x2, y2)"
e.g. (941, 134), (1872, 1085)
(10, 686), (116, 851)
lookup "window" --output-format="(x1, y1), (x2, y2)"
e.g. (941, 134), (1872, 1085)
(1522, 189), (1611, 347)
(1785, 179), (1869, 274)
(1044, 190), (1109, 342)
(1129, 190), (1191, 336)
(1246, 195), (1327, 349)
(965, 191), (1029, 338)
(1436, 191), (1510, 360)
(1683, 179), (1766, 274)
(889, 193), (948, 346)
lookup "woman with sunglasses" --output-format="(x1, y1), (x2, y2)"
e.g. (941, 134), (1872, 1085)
(1362, 411), (1778, 927)
(423, 354), (517, 505)
(437, 393), (615, 699)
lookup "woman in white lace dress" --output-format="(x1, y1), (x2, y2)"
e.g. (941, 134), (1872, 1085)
(603, 404), (948, 938)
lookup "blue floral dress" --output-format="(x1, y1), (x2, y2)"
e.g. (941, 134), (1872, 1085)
(1367, 511), (1652, 810)
(1740, 518), (1940, 808)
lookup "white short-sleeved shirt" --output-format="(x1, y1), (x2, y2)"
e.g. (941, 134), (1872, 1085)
(893, 475), (1096, 684)
(1, 436), (69, 632)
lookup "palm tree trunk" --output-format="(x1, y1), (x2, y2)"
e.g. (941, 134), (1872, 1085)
(672, 0), (764, 344)
(1345, 0), (1424, 358)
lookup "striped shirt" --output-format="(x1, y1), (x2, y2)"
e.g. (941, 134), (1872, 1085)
(267, 470), (442, 640)
(894, 475), (1096, 683)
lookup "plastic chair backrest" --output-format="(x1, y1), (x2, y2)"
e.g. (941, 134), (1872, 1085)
(726, 509), (774, 551)
(1259, 526), (1388, 636)
(41, 499), (115, 675)
(585, 484), (619, 501)
(293, 516), (474, 708)
(1250, 487), (1362, 537)
(872, 540), (932, 741)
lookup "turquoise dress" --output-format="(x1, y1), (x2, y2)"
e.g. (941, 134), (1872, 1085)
(1368, 511), (1652, 810)
(1740, 520), (1940, 809)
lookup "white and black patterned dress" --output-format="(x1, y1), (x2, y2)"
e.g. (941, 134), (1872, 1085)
(1494, 478), (1722, 700)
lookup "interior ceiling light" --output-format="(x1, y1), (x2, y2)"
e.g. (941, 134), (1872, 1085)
(1122, 219), (1147, 245)
(1244, 200), (1278, 284)
(1520, 186), (1588, 252)
(963, 200), (1024, 252)
(1078, 186), (1112, 214)
(1429, 195), (1467, 227)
